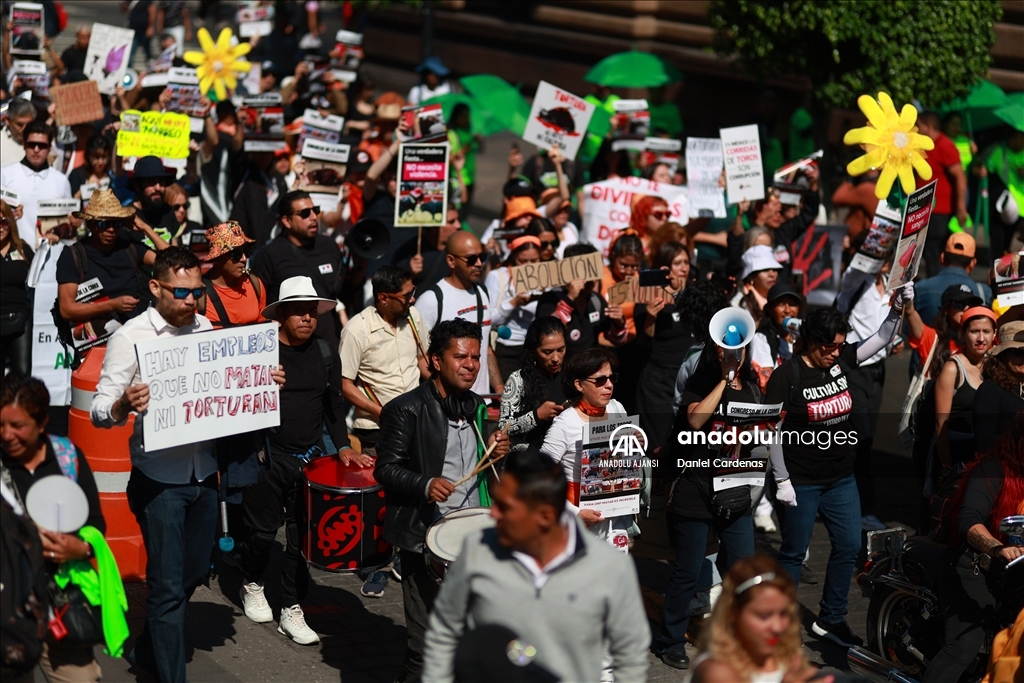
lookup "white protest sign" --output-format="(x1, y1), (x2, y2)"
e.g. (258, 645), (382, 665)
(84, 23), (136, 95)
(136, 323), (281, 451)
(522, 81), (596, 161)
(301, 138), (350, 164)
(9, 2), (44, 56)
(1, 186), (21, 206)
(686, 138), (726, 218)
(577, 414), (643, 521)
(580, 176), (690, 258)
(36, 198), (80, 216)
(28, 242), (71, 405)
(720, 124), (765, 203)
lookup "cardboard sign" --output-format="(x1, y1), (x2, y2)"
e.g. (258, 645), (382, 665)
(298, 139), (349, 195)
(84, 23), (136, 95)
(577, 414), (643, 522)
(720, 124), (765, 203)
(117, 110), (191, 159)
(849, 200), (902, 274)
(50, 81), (105, 127)
(888, 181), (936, 292)
(606, 278), (676, 305)
(686, 138), (726, 218)
(9, 2), (43, 56)
(395, 143), (449, 227)
(510, 252), (603, 295)
(522, 81), (596, 162)
(580, 176), (690, 258)
(135, 323), (281, 451)
(993, 250), (1024, 308)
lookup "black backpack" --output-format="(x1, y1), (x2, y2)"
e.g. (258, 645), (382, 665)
(0, 491), (49, 673)
(197, 274), (263, 328)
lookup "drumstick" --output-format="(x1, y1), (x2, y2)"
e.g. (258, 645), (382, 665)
(453, 425), (508, 488)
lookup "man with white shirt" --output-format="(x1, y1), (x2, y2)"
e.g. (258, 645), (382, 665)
(0, 120), (72, 247)
(90, 247), (281, 683)
(414, 232), (496, 395)
(422, 447), (650, 683)
(0, 98), (35, 164)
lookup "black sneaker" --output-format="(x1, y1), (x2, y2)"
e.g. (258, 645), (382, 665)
(811, 619), (864, 648)
(660, 649), (690, 670)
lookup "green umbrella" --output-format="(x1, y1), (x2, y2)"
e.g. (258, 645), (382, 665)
(993, 92), (1024, 133)
(935, 80), (1008, 135)
(459, 74), (532, 136)
(584, 50), (683, 88)
(420, 93), (504, 137)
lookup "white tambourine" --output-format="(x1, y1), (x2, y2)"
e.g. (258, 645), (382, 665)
(25, 475), (89, 533)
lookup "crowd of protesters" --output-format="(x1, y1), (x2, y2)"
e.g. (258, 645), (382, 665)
(2, 3), (1023, 683)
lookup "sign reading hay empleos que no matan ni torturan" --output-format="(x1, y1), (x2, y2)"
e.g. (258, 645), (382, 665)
(511, 252), (604, 295)
(136, 323), (281, 451)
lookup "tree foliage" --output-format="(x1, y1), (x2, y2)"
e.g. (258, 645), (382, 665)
(708, 0), (1002, 110)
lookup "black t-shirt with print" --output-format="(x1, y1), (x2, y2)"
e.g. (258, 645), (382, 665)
(764, 345), (858, 486)
(55, 239), (155, 321)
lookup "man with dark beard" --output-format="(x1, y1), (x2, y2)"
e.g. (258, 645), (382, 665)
(130, 156), (180, 237)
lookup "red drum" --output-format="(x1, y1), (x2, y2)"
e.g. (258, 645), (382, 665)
(301, 457), (392, 572)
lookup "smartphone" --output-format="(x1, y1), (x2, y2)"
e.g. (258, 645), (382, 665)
(638, 269), (670, 288)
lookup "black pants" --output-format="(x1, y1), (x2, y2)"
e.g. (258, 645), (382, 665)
(922, 555), (997, 683)
(398, 549), (440, 683)
(238, 451), (309, 607)
(352, 428), (380, 457)
(922, 213), (952, 280)
(1, 315), (31, 376)
(848, 360), (885, 516)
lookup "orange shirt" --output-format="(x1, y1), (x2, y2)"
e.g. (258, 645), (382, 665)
(203, 276), (267, 328)
(909, 323), (961, 373)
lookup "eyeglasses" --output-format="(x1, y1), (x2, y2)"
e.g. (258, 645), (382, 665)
(585, 373), (618, 387)
(90, 219), (127, 232)
(650, 210), (669, 221)
(291, 206), (321, 219)
(539, 240), (559, 250)
(171, 202), (191, 211)
(24, 141), (49, 151)
(226, 245), (252, 262)
(819, 341), (848, 354)
(453, 253), (485, 266)
(156, 280), (205, 300)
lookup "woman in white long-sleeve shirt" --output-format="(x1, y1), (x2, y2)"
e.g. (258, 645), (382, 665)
(485, 235), (542, 383)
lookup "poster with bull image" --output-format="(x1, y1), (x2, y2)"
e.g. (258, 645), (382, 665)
(298, 138), (350, 194)
(84, 23), (136, 95)
(849, 200), (903, 274)
(395, 143), (449, 227)
(993, 249), (1024, 308)
(9, 3), (43, 56)
(887, 180), (936, 293)
(522, 81), (596, 162)
(136, 323), (281, 451)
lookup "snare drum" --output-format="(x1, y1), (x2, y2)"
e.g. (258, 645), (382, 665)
(301, 457), (393, 572)
(424, 507), (494, 583)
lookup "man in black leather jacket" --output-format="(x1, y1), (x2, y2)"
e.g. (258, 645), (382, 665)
(375, 317), (509, 683)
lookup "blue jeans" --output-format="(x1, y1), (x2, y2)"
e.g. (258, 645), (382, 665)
(778, 474), (861, 623)
(127, 469), (218, 683)
(656, 514), (754, 653)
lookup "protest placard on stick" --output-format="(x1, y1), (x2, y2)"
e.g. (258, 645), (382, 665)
(686, 138), (726, 218)
(9, 3), (43, 56)
(395, 143), (448, 227)
(887, 181), (937, 292)
(84, 23), (136, 95)
(721, 124), (765, 202)
(522, 81), (596, 162)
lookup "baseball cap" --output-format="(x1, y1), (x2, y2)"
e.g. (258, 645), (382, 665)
(945, 232), (976, 259)
(941, 283), (983, 308)
(766, 283), (802, 306)
(503, 176), (533, 198)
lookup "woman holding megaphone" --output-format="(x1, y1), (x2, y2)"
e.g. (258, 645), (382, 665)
(763, 285), (912, 650)
(656, 307), (762, 670)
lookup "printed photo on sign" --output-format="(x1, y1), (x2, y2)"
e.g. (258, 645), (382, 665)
(395, 143), (449, 227)
(610, 99), (650, 151)
(888, 181), (936, 292)
(994, 250), (1024, 307)
(850, 201), (902, 273)
(135, 322), (281, 451)
(298, 139), (350, 194)
(331, 30), (364, 72)
(400, 103), (447, 143)
(9, 2), (44, 55)
(575, 414), (642, 518)
(84, 23), (136, 95)
(686, 138), (726, 218)
(721, 124), (765, 203)
(10, 60), (48, 98)
(298, 109), (344, 152)
(522, 81), (596, 162)
(70, 278), (122, 351)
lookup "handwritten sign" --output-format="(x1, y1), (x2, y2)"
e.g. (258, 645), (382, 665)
(135, 323), (281, 451)
(117, 110), (191, 159)
(50, 81), (105, 126)
(720, 124), (765, 203)
(522, 81), (596, 161)
(686, 138), (726, 218)
(888, 181), (936, 292)
(511, 252), (603, 295)
(580, 176), (690, 258)
(606, 278), (675, 305)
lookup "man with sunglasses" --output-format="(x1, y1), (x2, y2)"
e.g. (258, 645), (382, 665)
(1, 120), (72, 248)
(250, 190), (348, 347)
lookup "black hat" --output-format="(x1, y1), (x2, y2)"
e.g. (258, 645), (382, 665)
(131, 156), (175, 184)
(766, 283), (803, 306)
(941, 283), (982, 308)
(348, 148), (372, 174)
(503, 176), (534, 198)
(453, 625), (559, 683)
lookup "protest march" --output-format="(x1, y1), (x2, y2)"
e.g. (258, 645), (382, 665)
(1, 2), (1023, 683)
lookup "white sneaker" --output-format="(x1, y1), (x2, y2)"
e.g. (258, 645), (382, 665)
(278, 605), (319, 645)
(240, 582), (273, 623)
(754, 514), (777, 533)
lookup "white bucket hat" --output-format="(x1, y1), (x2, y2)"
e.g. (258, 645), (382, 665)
(741, 244), (782, 280)
(261, 276), (336, 320)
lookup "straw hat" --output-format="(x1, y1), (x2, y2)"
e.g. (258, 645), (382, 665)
(72, 189), (136, 220)
(203, 221), (255, 261)
(261, 276), (336, 320)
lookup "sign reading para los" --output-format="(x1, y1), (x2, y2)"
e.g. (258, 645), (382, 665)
(135, 323), (281, 451)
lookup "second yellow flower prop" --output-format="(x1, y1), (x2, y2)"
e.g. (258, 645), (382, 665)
(183, 27), (252, 101)
(843, 92), (934, 200)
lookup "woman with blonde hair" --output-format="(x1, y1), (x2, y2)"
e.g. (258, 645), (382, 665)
(693, 554), (831, 683)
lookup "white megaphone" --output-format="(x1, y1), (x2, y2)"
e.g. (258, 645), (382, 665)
(708, 308), (756, 381)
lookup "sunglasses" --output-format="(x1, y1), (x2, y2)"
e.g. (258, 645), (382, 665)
(650, 210), (669, 221)
(156, 280), (205, 300)
(385, 291), (415, 302)
(0, 217), (9, 227)
(291, 206), (321, 219)
(91, 219), (128, 232)
(539, 240), (559, 250)
(453, 253), (485, 266)
(24, 141), (49, 151)
(585, 373), (619, 387)
(226, 245), (252, 262)
(171, 202), (191, 211)
(819, 341), (848, 354)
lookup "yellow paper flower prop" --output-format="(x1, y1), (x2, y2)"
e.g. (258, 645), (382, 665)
(843, 92), (934, 200)
(183, 27), (251, 101)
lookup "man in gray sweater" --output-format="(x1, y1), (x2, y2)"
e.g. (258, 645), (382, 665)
(422, 448), (650, 682)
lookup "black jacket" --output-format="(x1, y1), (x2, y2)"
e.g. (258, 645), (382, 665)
(374, 381), (483, 553)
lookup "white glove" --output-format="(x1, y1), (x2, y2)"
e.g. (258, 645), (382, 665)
(892, 281), (915, 311)
(776, 479), (798, 507)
